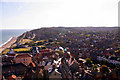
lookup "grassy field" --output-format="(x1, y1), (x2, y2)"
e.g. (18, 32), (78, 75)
(2, 49), (10, 55)
(2, 47), (32, 55)
(20, 39), (33, 44)
(35, 40), (46, 43)
(13, 48), (31, 52)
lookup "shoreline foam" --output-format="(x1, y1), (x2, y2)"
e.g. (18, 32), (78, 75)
(0, 37), (13, 48)
(0, 37), (17, 53)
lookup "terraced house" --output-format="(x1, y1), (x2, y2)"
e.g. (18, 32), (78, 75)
(15, 53), (32, 66)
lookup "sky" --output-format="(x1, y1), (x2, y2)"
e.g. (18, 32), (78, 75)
(0, 0), (120, 29)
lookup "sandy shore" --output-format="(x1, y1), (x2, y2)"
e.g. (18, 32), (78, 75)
(0, 37), (17, 53)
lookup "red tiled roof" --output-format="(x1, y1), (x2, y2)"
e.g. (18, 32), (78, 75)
(8, 54), (16, 57)
(16, 54), (31, 58)
(40, 49), (52, 52)
(8, 75), (16, 79)
(31, 62), (36, 67)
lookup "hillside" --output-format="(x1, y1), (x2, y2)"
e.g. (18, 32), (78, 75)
(16, 27), (120, 56)
(2, 27), (120, 80)
(18, 27), (119, 41)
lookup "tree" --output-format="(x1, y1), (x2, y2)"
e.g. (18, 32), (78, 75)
(37, 42), (43, 45)
(55, 50), (63, 57)
(48, 38), (53, 42)
(100, 60), (109, 66)
(85, 58), (93, 66)
(92, 64), (98, 72)
(100, 65), (109, 74)
(41, 46), (46, 49)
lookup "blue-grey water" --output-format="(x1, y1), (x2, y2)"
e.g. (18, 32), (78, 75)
(0, 29), (31, 47)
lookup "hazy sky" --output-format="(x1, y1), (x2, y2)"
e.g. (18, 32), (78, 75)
(0, 0), (119, 29)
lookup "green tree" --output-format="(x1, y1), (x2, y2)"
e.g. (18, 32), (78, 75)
(100, 65), (109, 74)
(37, 42), (43, 45)
(92, 64), (98, 72)
(55, 50), (63, 57)
(41, 46), (46, 49)
(100, 60), (109, 66)
(85, 58), (93, 66)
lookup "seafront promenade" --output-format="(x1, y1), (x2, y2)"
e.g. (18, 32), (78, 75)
(0, 37), (17, 53)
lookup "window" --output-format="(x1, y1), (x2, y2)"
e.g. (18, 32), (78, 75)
(54, 72), (56, 75)
(20, 59), (22, 62)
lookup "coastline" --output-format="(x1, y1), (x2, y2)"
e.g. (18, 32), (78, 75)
(0, 37), (13, 48)
(0, 37), (17, 53)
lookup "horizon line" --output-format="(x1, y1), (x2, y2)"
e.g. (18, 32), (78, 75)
(0, 26), (119, 30)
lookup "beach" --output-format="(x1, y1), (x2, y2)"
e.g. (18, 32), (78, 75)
(0, 37), (17, 53)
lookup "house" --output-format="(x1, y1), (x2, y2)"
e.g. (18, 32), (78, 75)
(33, 49), (56, 62)
(70, 61), (79, 73)
(32, 46), (40, 53)
(8, 75), (16, 80)
(49, 69), (61, 80)
(33, 53), (42, 62)
(2, 63), (27, 77)
(2, 54), (16, 65)
(14, 53), (32, 66)
(8, 49), (14, 54)
(44, 61), (53, 71)
(40, 49), (52, 53)
(97, 56), (120, 65)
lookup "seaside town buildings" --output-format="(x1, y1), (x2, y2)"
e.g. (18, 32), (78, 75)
(2, 45), (120, 80)
(1, 27), (120, 80)
(15, 54), (32, 66)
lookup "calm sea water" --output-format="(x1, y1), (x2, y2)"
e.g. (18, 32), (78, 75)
(0, 29), (31, 47)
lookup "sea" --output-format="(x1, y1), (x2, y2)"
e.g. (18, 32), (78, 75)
(0, 29), (31, 47)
